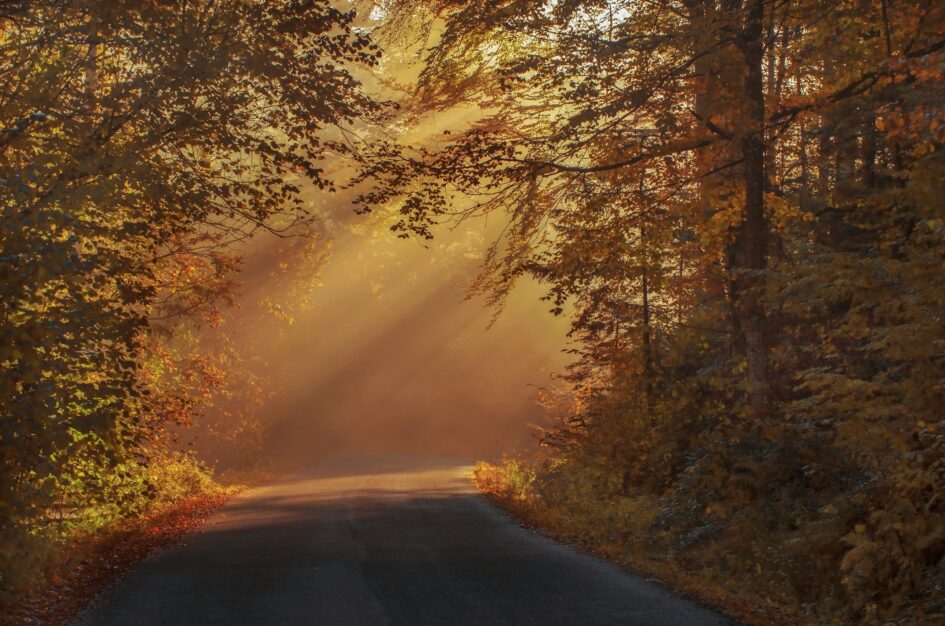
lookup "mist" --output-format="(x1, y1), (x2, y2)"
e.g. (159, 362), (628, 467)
(189, 188), (570, 469)
(170, 17), (577, 470)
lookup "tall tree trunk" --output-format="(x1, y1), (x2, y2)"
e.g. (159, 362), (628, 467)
(688, 0), (740, 353)
(733, 0), (771, 419)
(641, 217), (654, 425)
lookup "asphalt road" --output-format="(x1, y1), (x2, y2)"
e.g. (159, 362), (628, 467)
(78, 458), (730, 626)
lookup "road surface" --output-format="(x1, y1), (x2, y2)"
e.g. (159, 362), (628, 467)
(78, 458), (730, 625)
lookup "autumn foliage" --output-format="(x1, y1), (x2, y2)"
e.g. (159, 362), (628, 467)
(2, 0), (944, 623)
(0, 0), (378, 600)
(355, 0), (945, 623)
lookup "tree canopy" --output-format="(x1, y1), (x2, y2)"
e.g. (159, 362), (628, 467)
(2, 0), (944, 622)
(1, 0), (381, 588)
(349, 0), (945, 620)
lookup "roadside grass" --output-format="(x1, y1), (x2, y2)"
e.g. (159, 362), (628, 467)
(474, 459), (808, 626)
(1, 454), (254, 626)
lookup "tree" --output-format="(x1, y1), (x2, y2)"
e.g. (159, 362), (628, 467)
(1, 0), (381, 582)
(355, 0), (779, 414)
(352, 1), (945, 617)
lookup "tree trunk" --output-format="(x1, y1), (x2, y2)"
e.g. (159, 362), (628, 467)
(733, 0), (771, 419)
(641, 222), (654, 425)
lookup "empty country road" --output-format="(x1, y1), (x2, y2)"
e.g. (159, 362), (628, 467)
(78, 459), (730, 626)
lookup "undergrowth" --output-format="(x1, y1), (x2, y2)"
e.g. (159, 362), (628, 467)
(0, 452), (235, 616)
(474, 450), (945, 626)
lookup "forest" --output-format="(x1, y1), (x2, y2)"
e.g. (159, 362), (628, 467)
(2, 1), (944, 625)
